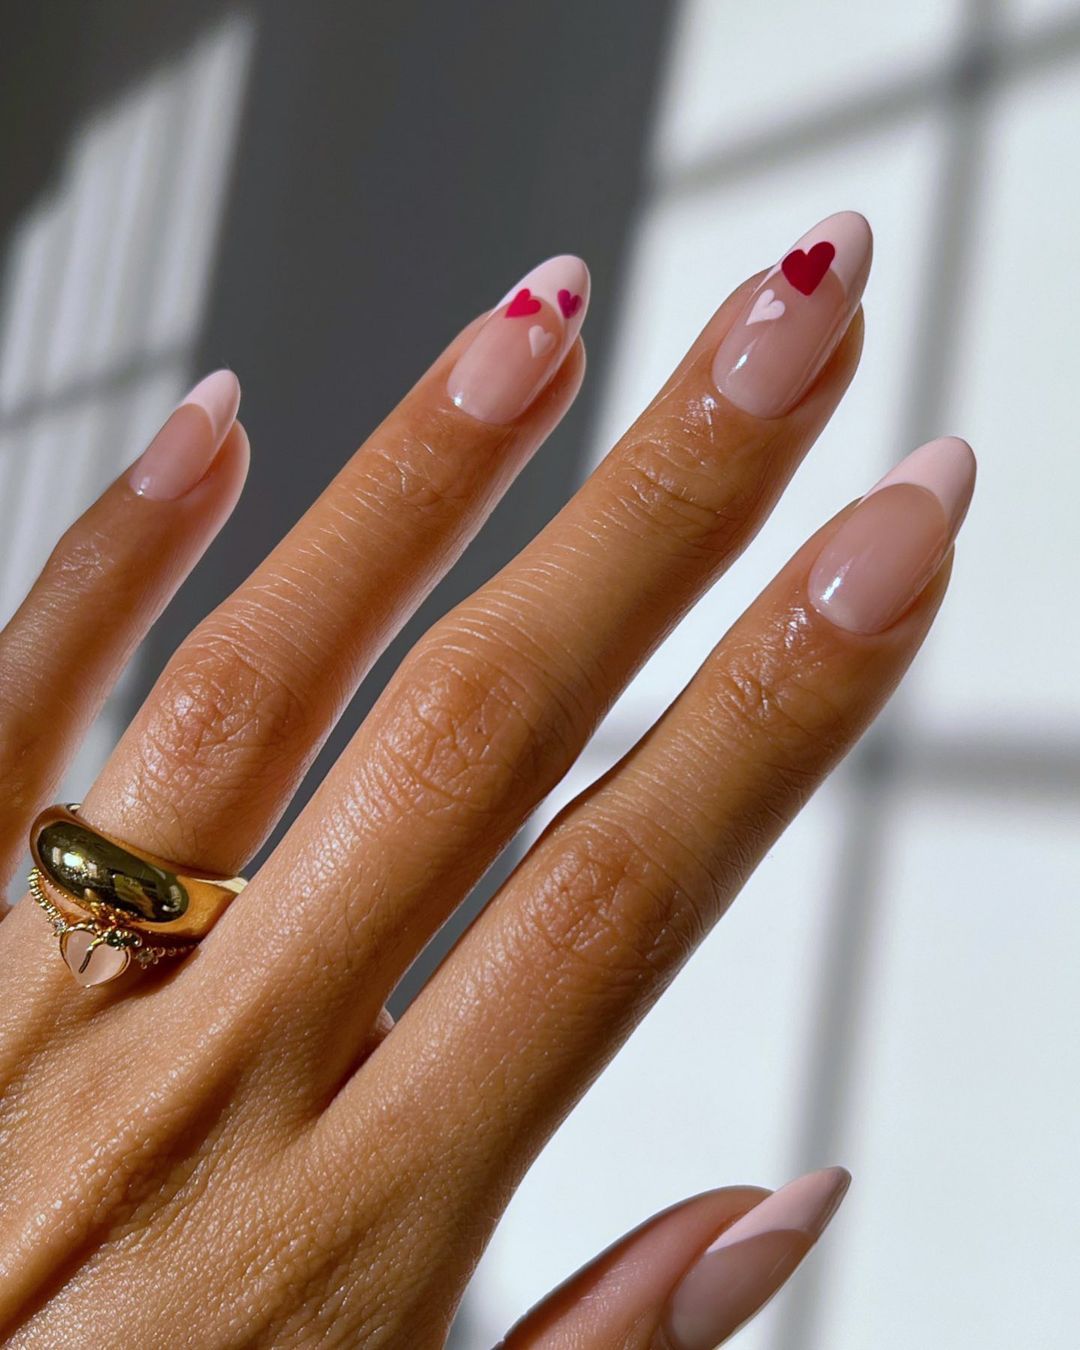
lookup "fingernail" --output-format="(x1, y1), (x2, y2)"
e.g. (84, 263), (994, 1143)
(662, 1167), (851, 1349)
(447, 255), (589, 424)
(809, 435), (976, 634)
(129, 369), (241, 500)
(713, 211), (872, 418)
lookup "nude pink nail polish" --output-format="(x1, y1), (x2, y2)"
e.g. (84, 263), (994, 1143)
(178, 369), (242, 445)
(713, 211), (872, 419)
(129, 369), (241, 500)
(447, 255), (590, 424)
(809, 435), (976, 634)
(662, 1168), (851, 1350)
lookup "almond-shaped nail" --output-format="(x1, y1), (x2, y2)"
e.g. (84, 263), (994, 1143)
(662, 1167), (851, 1349)
(447, 255), (589, 424)
(129, 369), (241, 500)
(809, 435), (976, 634)
(713, 211), (872, 419)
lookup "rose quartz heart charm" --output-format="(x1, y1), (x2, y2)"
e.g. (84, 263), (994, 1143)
(60, 929), (132, 986)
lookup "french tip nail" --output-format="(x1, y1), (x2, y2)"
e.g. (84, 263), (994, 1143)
(861, 435), (977, 535)
(179, 368), (241, 444)
(448, 255), (589, 424)
(705, 1166), (851, 1254)
(804, 208), (871, 239)
(789, 210), (873, 299)
(809, 437), (975, 634)
(661, 1168), (851, 1349)
(814, 1165), (853, 1226)
(497, 253), (591, 322)
(712, 210), (871, 420)
(128, 371), (240, 501)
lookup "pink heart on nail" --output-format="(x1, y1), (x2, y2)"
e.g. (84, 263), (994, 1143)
(528, 325), (556, 357)
(557, 288), (582, 319)
(746, 288), (786, 325)
(506, 288), (541, 318)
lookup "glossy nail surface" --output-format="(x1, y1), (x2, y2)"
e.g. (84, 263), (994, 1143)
(129, 370), (241, 500)
(447, 255), (589, 424)
(809, 435), (976, 634)
(662, 1167), (851, 1349)
(713, 211), (871, 418)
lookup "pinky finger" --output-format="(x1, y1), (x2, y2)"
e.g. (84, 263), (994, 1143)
(498, 1168), (850, 1350)
(0, 371), (247, 893)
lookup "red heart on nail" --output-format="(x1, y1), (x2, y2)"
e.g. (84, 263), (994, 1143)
(558, 288), (582, 319)
(505, 288), (541, 317)
(780, 241), (836, 296)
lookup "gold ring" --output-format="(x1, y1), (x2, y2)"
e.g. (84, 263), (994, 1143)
(28, 803), (248, 987)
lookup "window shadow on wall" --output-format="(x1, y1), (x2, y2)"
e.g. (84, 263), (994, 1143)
(0, 1), (675, 1018)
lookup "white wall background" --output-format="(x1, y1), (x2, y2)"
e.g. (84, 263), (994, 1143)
(463, 2), (1080, 1346)
(0, 15), (252, 814)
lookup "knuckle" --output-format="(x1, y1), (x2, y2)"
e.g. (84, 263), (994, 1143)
(370, 634), (583, 821)
(136, 625), (313, 796)
(353, 417), (481, 524)
(40, 518), (115, 595)
(705, 644), (851, 778)
(609, 428), (748, 561)
(517, 816), (714, 990)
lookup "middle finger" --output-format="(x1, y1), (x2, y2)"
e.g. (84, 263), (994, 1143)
(217, 211), (872, 1066)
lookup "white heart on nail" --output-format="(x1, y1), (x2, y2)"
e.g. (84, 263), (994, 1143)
(746, 288), (785, 325)
(528, 325), (556, 357)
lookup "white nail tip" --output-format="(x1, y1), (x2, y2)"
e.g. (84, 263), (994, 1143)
(862, 436), (976, 533)
(784, 211), (872, 298)
(495, 255), (590, 328)
(705, 1167), (851, 1254)
(179, 369), (241, 444)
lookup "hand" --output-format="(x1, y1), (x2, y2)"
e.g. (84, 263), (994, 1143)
(0, 216), (974, 1347)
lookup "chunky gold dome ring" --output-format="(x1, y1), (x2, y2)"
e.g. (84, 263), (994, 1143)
(28, 804), (248, 987)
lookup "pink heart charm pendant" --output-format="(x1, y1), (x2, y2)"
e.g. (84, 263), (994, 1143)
(60, 928), (133, 986)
